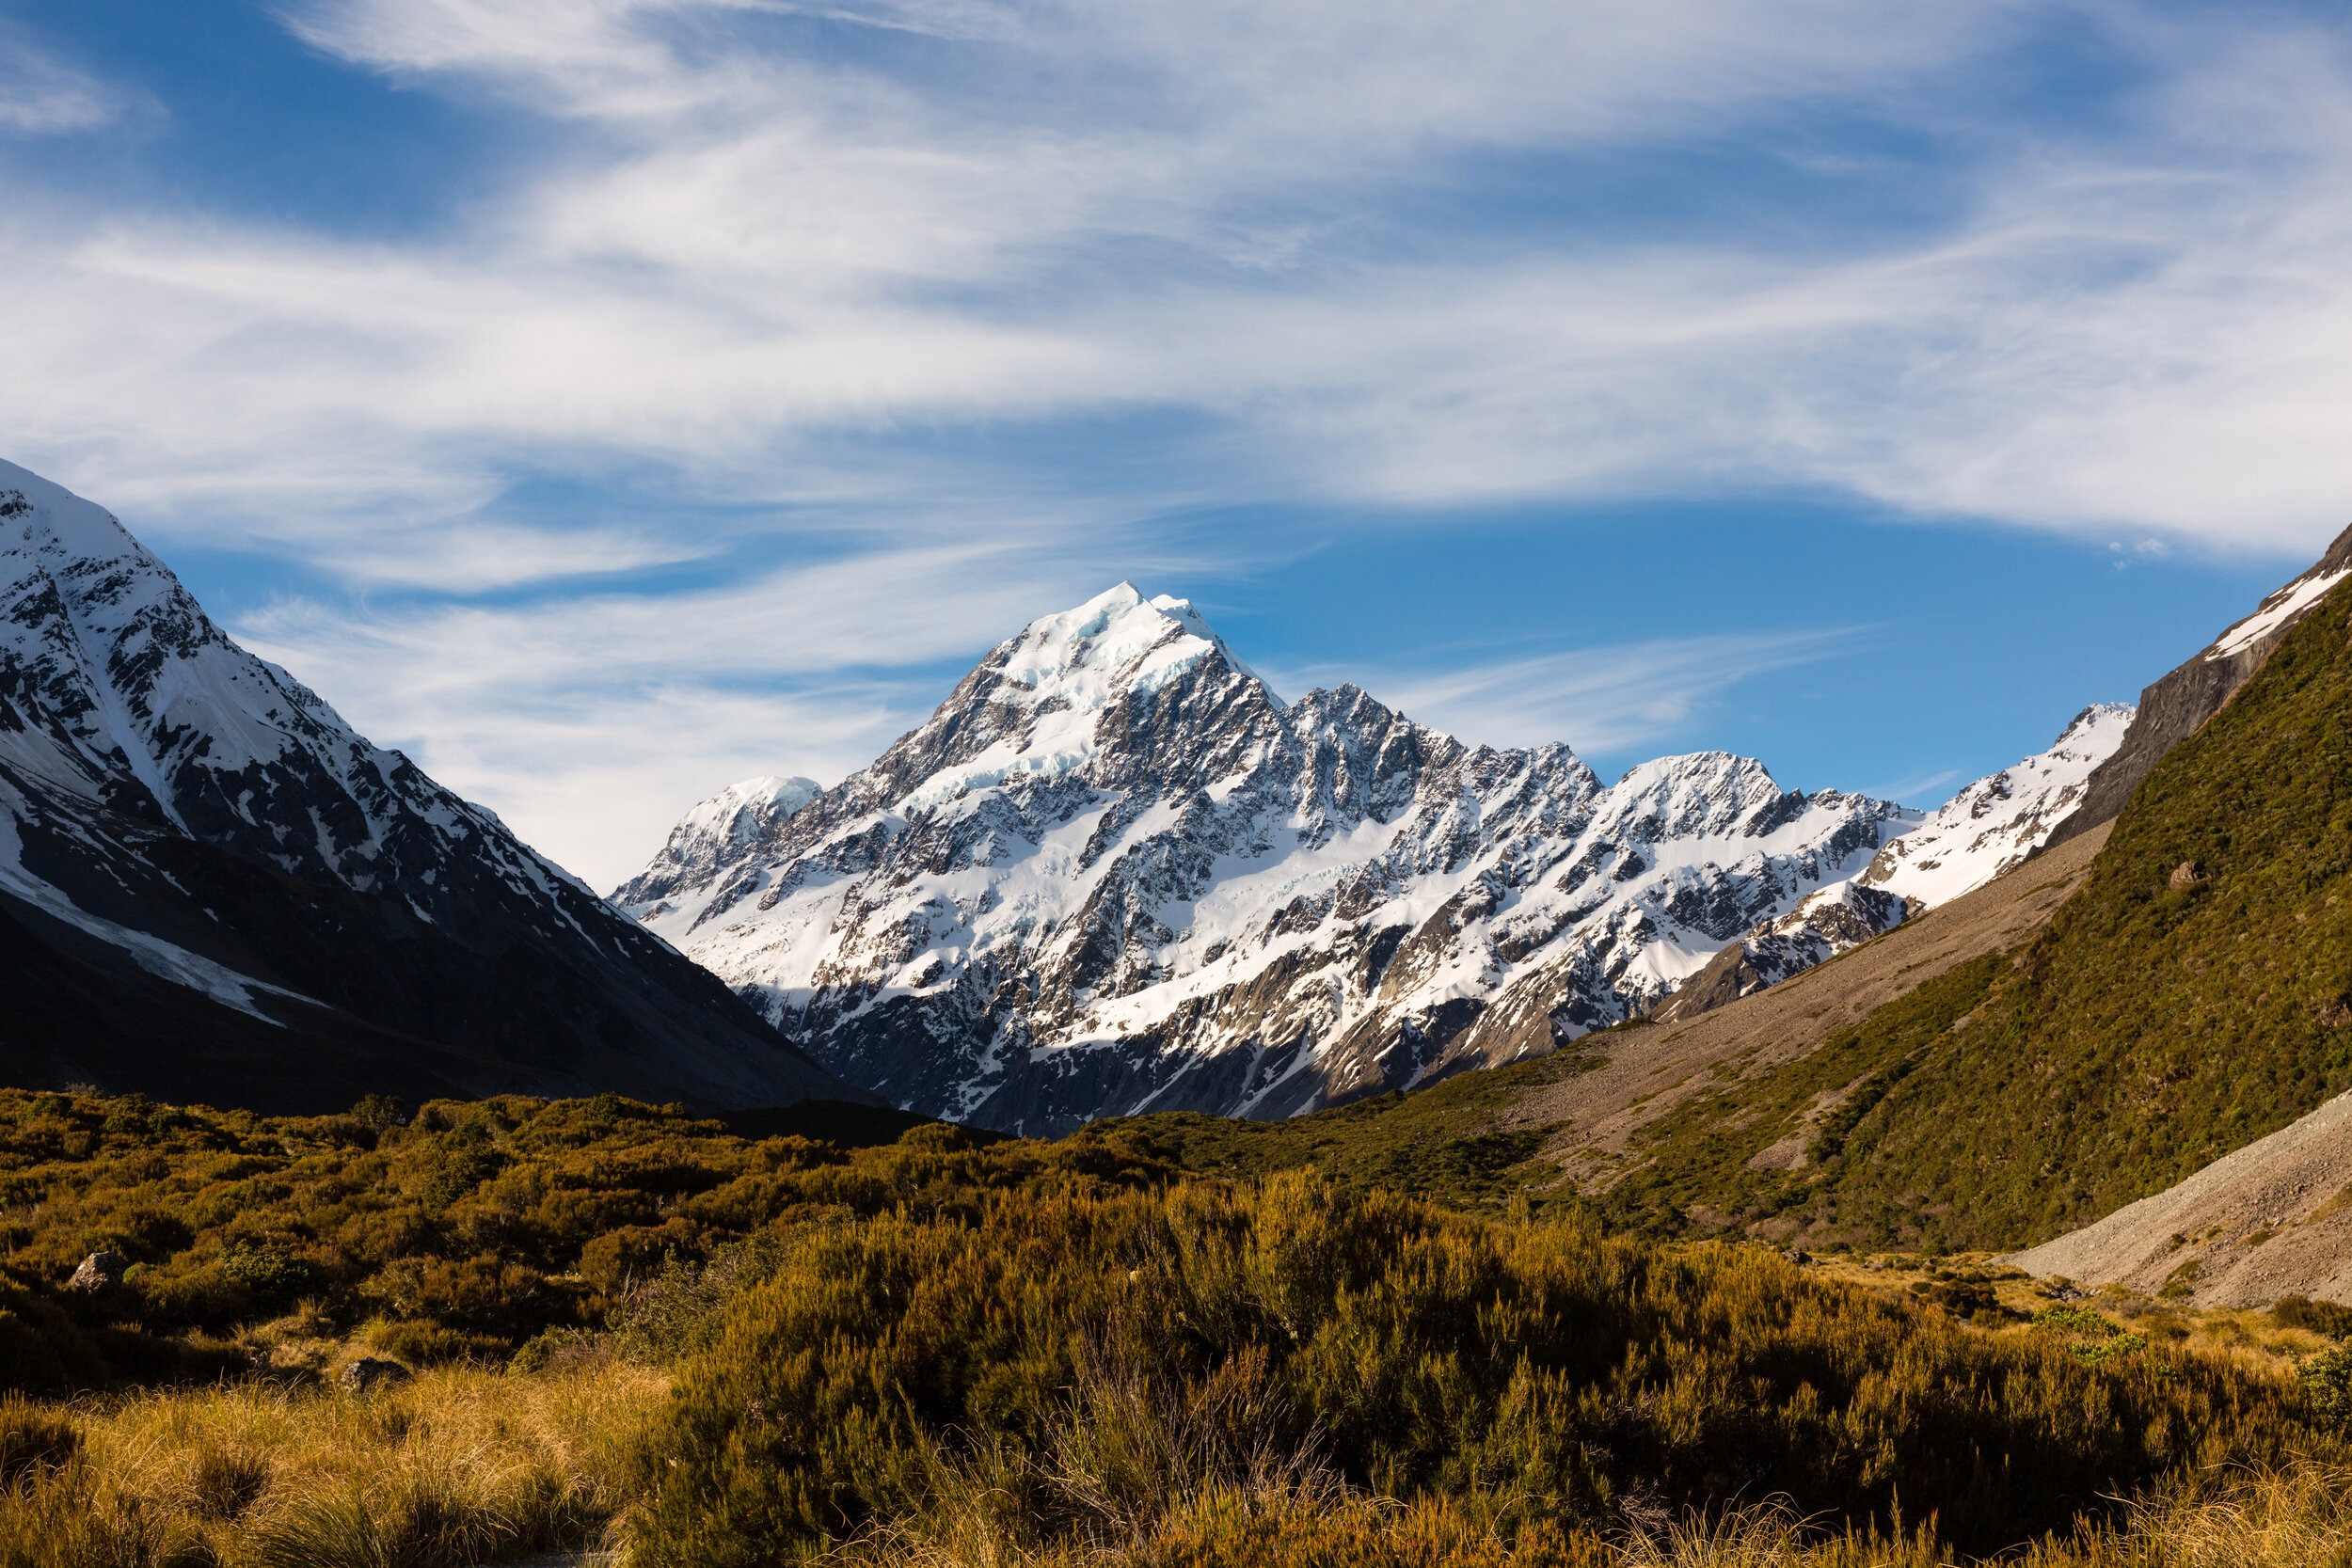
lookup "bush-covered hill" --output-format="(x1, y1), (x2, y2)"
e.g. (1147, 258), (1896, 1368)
(1823, 574), (2352, 1249)
(1570, 575), (2352, 1253)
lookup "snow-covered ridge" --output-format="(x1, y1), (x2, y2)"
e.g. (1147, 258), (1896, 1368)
(2208, 569), (2352, 663)
(622, 582), (1918, 1133)
(0, 458), (576, 912)
(1644, 702), (2136, 1029)
(1857, 703), (2134, 909)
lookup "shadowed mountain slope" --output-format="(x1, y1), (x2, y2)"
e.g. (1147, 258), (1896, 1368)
(0, 460), (856, 1114)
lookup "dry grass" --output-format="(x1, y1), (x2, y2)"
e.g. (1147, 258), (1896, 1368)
(821, 1466), (2352, 1568)
(0, 1359), (661, 1568)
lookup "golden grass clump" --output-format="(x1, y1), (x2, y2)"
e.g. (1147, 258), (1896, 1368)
(818, 1469), (2352, 1568)
(0, 1358), (660, 1568)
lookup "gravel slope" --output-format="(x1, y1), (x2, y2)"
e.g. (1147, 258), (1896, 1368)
(2004, 1089), (2352, 1307)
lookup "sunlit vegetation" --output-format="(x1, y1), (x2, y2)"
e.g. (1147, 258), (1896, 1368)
(629, 1167), (2337, 1564)
(1, 1086), (2349, 1564)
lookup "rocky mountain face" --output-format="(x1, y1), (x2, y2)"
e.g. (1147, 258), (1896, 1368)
(621, 584), (1917, 1134)
(0, 459), (854, 1113)
(2044, 523), (2352, 852)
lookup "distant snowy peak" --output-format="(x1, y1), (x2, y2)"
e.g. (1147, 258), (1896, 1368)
(613, 775), (820, 910)
(887, 582), (1281, 816)
(1858, 702), (2134, 909)
(624, 580), (1916, 1134)
(996, 583), (1277, 709)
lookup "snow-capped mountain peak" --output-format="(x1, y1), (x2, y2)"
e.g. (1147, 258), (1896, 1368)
(996, 583), (1277, 708)
(622, 584), (1917, 1133)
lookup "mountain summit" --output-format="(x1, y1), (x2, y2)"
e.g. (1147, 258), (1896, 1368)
(0, 459), (854, 1112)
(621, 585), (1922, 1133)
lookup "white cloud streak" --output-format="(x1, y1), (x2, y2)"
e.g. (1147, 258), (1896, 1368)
(6, 0), (2352, 877)
(230, 538), (1120, 884)
(0, 26), (138, 134)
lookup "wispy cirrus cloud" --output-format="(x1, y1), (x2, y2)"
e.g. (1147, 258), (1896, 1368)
(230, 537), (1124, 885)
(0, 25), (143, 135)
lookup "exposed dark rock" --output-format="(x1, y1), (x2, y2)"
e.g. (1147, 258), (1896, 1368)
(338, 1357), (410, 1392)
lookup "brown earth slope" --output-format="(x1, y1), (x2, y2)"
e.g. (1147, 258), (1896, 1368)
(1498, 819), (2112, 1189)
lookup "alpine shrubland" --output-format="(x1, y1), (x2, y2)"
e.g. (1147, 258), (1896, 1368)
(0, 1093), (2347, 1563)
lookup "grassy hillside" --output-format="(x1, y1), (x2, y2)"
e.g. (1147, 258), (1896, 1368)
(1828, 576), (2352, 1248)
(1572, 576), (2352, 1252)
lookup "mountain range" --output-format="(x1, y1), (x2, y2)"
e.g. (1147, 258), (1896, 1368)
(12, 442), (2348, 1248)
(616, 585), (2131, 1135)
(0, 461), (856, 1114)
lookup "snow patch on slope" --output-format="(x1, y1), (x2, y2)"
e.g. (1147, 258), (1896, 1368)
(2209, 570), (2352, 663)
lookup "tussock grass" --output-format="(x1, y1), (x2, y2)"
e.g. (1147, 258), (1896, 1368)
(818, 1468), (2352, 1566)
(0, 1359), (659, 1567)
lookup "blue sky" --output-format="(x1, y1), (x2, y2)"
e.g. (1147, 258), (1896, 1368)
(3, 0), (2346, 888)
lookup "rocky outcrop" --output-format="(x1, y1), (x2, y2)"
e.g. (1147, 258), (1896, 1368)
(0, 459), (858, 1114)
(623, 585), (1915, 1134)
(67, 1251), (125, 1292)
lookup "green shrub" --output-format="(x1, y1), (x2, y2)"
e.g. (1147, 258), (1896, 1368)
(2276, 1294), (2352, 1339)
(349, 1094), (406, 1133)
(218, 1241), (322, 1304)
(2302, 1345), (2352, 1435)
(630, 1172), (2327, 1564)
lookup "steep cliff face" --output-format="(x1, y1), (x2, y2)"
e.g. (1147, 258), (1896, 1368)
(0, 459), (854, 1113)
(624, 584), (1915, 1133)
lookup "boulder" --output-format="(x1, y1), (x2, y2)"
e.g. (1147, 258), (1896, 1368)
(67, 1251), (126, 1292)
(338, 1357), (411, 1392)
